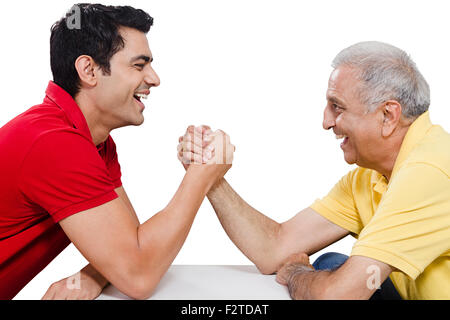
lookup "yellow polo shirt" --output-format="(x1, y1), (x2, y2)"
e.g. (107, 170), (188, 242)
(310, 111), (450, 300)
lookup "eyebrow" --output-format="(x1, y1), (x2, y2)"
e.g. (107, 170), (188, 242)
(327, 95), (345, 106)
(130, 55), (153, 63)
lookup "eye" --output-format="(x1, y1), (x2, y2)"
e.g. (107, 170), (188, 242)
(134, 64), (145, 70)
(332, 103), (344, 112)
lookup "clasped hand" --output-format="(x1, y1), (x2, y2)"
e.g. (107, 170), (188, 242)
(177, 125), (235, 168)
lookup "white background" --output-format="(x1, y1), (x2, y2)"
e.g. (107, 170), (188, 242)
(1, 0), (449, 299)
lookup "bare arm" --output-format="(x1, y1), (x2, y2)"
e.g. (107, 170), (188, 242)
(83, 186), (140, 288)
(277, 254), (394, 300)
(206, 178), (349, 274)
(42, 185), (138, 300)
(59, 163), (230, 300)
(115, 185), (140, 225)
(178, 126), (349, 275)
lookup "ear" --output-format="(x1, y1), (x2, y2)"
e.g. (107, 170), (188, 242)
(74, 55), (98, 87)
(381, 100), (402, 137)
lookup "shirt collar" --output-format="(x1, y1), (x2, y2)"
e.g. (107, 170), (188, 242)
(370, 111), (432, 194)
(390, 111), (433, 179)
(44, 81), (94, 144)
(371, 170), (388, 194)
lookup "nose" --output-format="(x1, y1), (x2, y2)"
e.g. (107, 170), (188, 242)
(145, 65), (161, 87)
(322, 105), (335, 130)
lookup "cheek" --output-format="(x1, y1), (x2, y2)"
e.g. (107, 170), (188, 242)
(351, 123), (379, 154)
(108, 73), (133, 94)
(335, 113), (347, 131)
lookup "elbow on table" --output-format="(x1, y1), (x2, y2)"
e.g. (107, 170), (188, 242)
(255, 260), (279, 275)
(120, 272), (159, 300)
(111, 254), (161, 300)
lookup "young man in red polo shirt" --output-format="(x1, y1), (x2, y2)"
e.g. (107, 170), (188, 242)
(0, 4), (234, 300)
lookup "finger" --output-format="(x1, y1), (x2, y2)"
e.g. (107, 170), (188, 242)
(178, 149), (189, 165)
(184, 130), (211, 148)
(183, 151), (203, 164)
(203, 146), (215, 162)
(182, 147), (214, 164)
(198, 125), (211, 131)
(292, 252), (311, 265)
(197, 125), (212, 136)
(286, 253), (303, 263)
(205, 149), (218, 164)
(181, 149), (196, 164)
(183, 133), (214, 154)
(183, 136), (204, 150)
(275, 271), (288, 285)
(178, 143), (193, 163)
(181, 140), (204, 155)
(184, 129), (205, 146)
(180, 151), (192, 164)
(178, 151), (190, 165)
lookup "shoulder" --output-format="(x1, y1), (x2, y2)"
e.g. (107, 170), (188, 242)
(405, 125), (450, 178)
(25, 129), (97, 163)
(1, 104), (92, 166)
(1, 103), (75, 146)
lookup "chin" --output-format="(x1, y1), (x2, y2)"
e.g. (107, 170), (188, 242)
(343, 153), (357, 165)
(131, 113), (145, 126)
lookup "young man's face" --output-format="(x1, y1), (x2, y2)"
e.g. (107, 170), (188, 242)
(322, 65), (383, 168)
(95, 26), (160, 128)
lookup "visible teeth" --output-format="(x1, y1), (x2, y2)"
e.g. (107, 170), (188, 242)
(135, 93), (148, 99)
(335, 134), (346, 140)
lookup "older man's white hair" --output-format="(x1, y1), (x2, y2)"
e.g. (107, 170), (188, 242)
(332, 41), (430, 119)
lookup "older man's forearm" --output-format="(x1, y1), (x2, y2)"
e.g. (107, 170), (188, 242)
(207, 178), (282, 274)
(287, 269), (333, 300)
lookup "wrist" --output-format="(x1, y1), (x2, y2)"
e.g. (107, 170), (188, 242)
(287, 264), (315, 300)
(186, 164), (228, 189)
(209, 176), (226, 192)
(288, 265), (315, 280)
(81, 264), (109, 289)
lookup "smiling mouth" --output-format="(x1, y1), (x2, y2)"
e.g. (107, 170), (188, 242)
(335, 134), (349, 148)
(133, 93), (148, 102)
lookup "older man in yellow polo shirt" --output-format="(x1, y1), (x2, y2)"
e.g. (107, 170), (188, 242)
(178, 41), (450, 299)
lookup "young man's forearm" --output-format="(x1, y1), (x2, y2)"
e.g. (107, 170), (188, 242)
(206, 178), (282, 274)
(132, 165), (226, 294)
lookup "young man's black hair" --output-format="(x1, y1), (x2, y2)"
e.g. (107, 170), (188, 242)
(50, 3), (153, 97)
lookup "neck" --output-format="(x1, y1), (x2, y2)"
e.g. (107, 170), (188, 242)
(74, 92), (111, 146)
(367, 125), (410, 181)
(370, 149), (399, 181)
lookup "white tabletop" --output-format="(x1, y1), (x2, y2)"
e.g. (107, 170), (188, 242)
(97, 265), (291, 300)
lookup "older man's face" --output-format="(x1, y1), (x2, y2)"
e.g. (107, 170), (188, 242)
(322, 66), (383, 168)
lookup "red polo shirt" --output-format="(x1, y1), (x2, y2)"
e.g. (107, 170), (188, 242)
(0, 81), (122, 299)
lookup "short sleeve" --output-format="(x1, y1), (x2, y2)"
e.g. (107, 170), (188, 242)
(19, 130), (119, 222)
(351, 163), (450, 280)
(310, 169), (363, 234)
